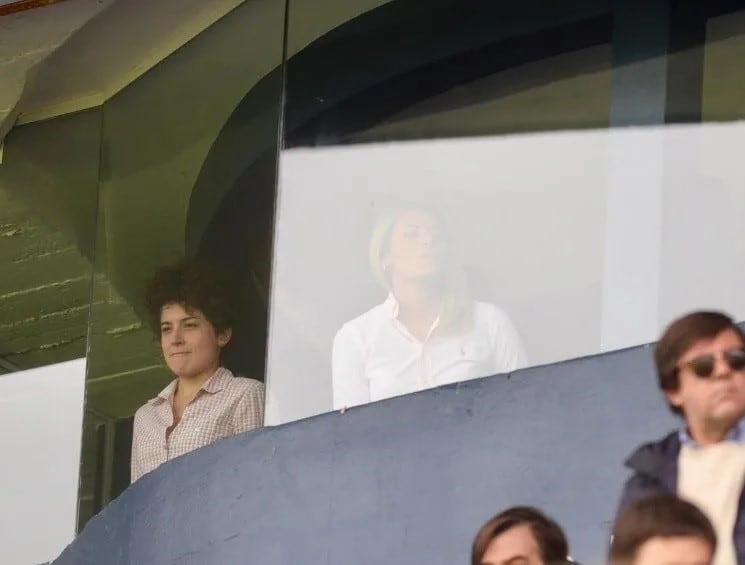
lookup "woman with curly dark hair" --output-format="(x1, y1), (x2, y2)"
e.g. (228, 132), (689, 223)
(130, 259), (264, 482)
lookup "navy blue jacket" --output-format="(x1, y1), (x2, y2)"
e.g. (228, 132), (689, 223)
(617, 431), (745, 562)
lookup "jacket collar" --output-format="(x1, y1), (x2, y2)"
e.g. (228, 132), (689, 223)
(624, 430), (680, 491)
(679, 417), (745, 447)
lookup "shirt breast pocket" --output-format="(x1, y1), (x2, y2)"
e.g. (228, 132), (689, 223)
(435, 336), (494, 381)
(188, 409), (235, 445)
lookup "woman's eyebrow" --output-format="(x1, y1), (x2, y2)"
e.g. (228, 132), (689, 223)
(161, 316), (197, 325)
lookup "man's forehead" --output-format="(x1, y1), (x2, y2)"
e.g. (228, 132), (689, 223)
(680, 327), (744, 359)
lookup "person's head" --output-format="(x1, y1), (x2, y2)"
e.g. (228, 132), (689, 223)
(609, 495), (716, 565)
(370, 205), (454, 290)
(471, 506), (570, 565)
(369, 205), (472, 332)
(654, 311), (745, 435)
(145, 259), (236, 380)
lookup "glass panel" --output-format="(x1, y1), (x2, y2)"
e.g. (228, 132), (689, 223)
(657, 8), (745, 328)
(0, 110), (100, 372)
(703, 9), (745, 121)
(0, 109), (100, 563)
(78, 0), (286, 528)
(269, 6), (745, 423)
(270, 0), (614, 424)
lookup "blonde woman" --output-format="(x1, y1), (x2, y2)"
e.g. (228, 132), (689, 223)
(332, 206), (527, 409)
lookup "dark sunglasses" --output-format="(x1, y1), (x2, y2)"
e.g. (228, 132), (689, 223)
(679, 347), (745, 378)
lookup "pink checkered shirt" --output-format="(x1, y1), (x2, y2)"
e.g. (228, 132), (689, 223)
(131, 367), (264, 482)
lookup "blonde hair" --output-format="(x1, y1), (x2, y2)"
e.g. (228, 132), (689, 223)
(368, 205), (473, 334)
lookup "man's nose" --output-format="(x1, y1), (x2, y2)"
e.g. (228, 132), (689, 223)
(712, 355), (733, 379)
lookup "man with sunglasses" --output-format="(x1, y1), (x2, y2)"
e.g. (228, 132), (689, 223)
(617, 311), (745, 565)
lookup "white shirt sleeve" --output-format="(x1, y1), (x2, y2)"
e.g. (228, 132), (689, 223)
(487, 305), (528, 372)
(331, 323), (370, 410)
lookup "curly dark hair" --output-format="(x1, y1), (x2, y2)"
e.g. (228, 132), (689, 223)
(144, 259), (238, 335)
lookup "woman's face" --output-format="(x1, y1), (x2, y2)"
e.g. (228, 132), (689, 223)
(384, 210), (444, 283)
(159, 303), (230, 380)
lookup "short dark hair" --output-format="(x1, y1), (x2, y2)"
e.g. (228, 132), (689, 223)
(609, 494), (716, 564)
(145, 258), (238, 335)
(471, 506), (569, 565)
(655, 311), (745, 415)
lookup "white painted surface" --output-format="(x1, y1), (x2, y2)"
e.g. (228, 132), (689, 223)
(0, 359), (86, 565)
(266, 121), (745, 425)
(601, 127), (664, 350)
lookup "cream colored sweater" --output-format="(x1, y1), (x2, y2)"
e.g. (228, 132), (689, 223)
(678, 442), (745, 565)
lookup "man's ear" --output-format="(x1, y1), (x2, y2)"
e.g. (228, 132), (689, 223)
(665, 387), (683, 410)
(217, 328), (233, 348)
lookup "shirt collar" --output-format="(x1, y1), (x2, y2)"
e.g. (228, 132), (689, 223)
(149, 367), (232, 405)
(384, 292), (442, 330)
(384, 292), (399, 320)
(679, 417), (745, 447)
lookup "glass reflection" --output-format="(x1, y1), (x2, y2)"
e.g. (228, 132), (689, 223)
(78, 0), (286, 526)
(332, 206), (526, 408)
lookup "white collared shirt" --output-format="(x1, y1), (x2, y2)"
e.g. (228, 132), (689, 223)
(332, 295), (527, 409)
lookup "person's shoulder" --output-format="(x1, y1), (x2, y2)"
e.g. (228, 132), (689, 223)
(348, 301), (390, 326)
(133, 403), (147, 419)
(473, 301), (517, 328)
(134, 380), (174, 418)
(624, 430), (681, 471)
(617, 469), (671, 514)
(618, 434), (679, 510)
(336, 301), (389, 339)
(133, 398), (157, 423)
(227, 374), (265, 396)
